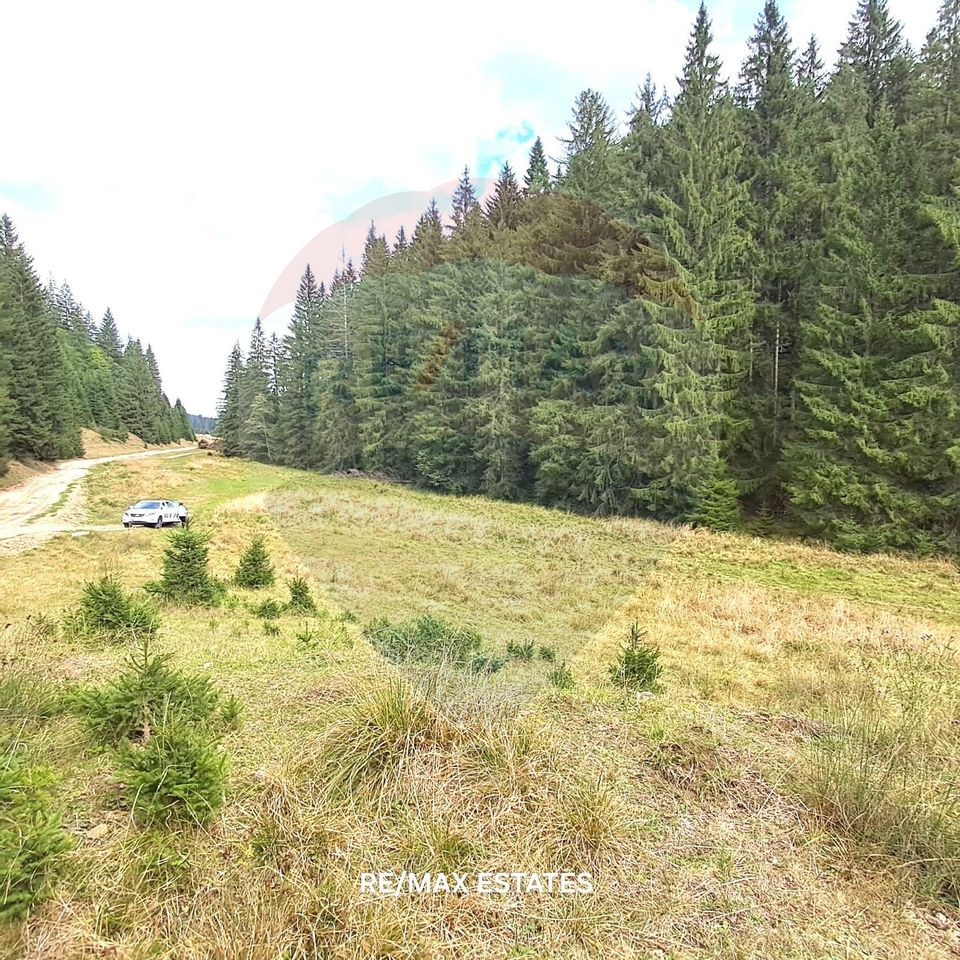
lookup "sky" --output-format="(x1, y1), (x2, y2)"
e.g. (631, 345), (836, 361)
(1, 0), (943, 415)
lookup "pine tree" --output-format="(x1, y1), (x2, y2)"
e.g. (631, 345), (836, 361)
(450, 166), (480, 231)
(217, 343), (244, 456)
(0, 216), (81, 459)
(783, 78), (958, 550)
(559, 89), (619, 206)
(233, 536), (276, 588)
(485, 163), (523, 229)
(96, 309), (123, 361)
(839, 0), (913, 126)
(278, 265), (321, 465)
(407, 200), (446, 270)
(918, 0), (960, 193)
(523, 137), (551, 195)
(360, 223), (391, 278)
(631, 2), (753, 521)
(238, 319), (275, 462)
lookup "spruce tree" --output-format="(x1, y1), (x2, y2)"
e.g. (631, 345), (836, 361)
(278, 265), (321, 465)
(96, 309), (123, 361)
(450, 166), (480, 232)
(918, 0), (960, 193)
(559, 89), (619, 207)
(217, 343), (244, 456)
(360, 223), (390, 278)
(238, 319), (276, 462)
(484, 163), (523, 229)
(234, 536), (276, 588)
(839, 0), (913, 126)
(523, 137), (551, 195)
(631, 2), (753, 521)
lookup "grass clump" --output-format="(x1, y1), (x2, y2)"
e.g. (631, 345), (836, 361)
(146, 529), (224, 606)
(548, 660), (575, 690)
(364, 615), (482, 666)
(469, 652), (507, 675)
(609, 622), (661, 692)
(802, 643), (960, 900)
(286, 576), (317, 614)
(73, 639), (238, 747)
(317, 679), (445, 800)
(116, 722), (227, 825)
(0, 739), (73, 920)
(506, 639), (535, 661)
(234, 536), (275, 589)
(62, 574), (160, 643)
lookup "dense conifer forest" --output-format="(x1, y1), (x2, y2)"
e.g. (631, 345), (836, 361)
(211, 0), (957, 553)
(0, 215), (193, 472)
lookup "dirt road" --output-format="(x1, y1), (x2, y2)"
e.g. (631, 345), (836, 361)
(0, 446), (197, 553)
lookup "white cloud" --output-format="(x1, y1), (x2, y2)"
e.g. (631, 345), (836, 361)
(1, 0), (944, 413)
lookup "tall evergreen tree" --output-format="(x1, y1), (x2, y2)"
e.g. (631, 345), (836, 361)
(217, 342), (244, 457)
(450, 166), (481, 232)
(361, 223), (391, 278)
(559, 89), (619, 206)
(523, 137), (551, 195)
(485, 163), (523, 229)
(839, 0), (913, 126)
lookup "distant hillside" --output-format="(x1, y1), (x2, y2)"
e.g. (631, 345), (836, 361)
(189, 413), (217, 434)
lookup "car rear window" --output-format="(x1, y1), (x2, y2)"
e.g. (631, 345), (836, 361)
(134, 501), (161, 509)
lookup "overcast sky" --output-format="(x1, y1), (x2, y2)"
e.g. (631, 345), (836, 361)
(1, 0), (943, 415)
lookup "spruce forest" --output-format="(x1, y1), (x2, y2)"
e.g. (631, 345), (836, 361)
(219, 0), (960, 555)
(0, 214), (194, 471)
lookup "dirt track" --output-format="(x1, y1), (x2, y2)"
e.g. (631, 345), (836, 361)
(0, 446), (197, 553)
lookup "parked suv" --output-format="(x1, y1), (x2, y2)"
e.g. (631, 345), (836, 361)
(122, 499), (189, 529)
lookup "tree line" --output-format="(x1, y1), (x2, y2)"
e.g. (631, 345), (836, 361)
(218, 0), (960, 554)
(0, 214), (194, 472)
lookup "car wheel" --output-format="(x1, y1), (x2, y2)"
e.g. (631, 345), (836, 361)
(155, 516), (163, 529)
(123, 522), (130, 529)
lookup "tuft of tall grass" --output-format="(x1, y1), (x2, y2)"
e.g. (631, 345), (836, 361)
(801, 641), (960, 900)
(316, 679), (446, 802)
(364, 615), (482, 667)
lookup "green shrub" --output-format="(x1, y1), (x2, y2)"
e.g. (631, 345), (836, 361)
(234, 537), (275, 589)
(116, 722), (227, 825)
(73, 640), (236, 747)
(146, 529), (224, 606)
(0, 740), (72, 920)
(286, 576), (317, 614)
(252, 598), (283, 620)
(506, 639), (535, 661)
(548, 661), (575, 690)
(609, 623), (661, 692)
(538, 645), (557, 662)
(263, 622), (281, 637)
(364, 616), (482, 666)
(63, 575), (160, 642)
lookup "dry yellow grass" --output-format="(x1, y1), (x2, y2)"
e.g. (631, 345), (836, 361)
(79, 429), (192, 460)
(1, 453), (959, 958)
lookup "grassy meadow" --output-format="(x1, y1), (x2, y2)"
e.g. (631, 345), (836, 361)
(1, 450), (959, 958)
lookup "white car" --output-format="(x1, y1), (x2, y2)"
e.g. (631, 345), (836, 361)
(122, 499), (189, 529)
